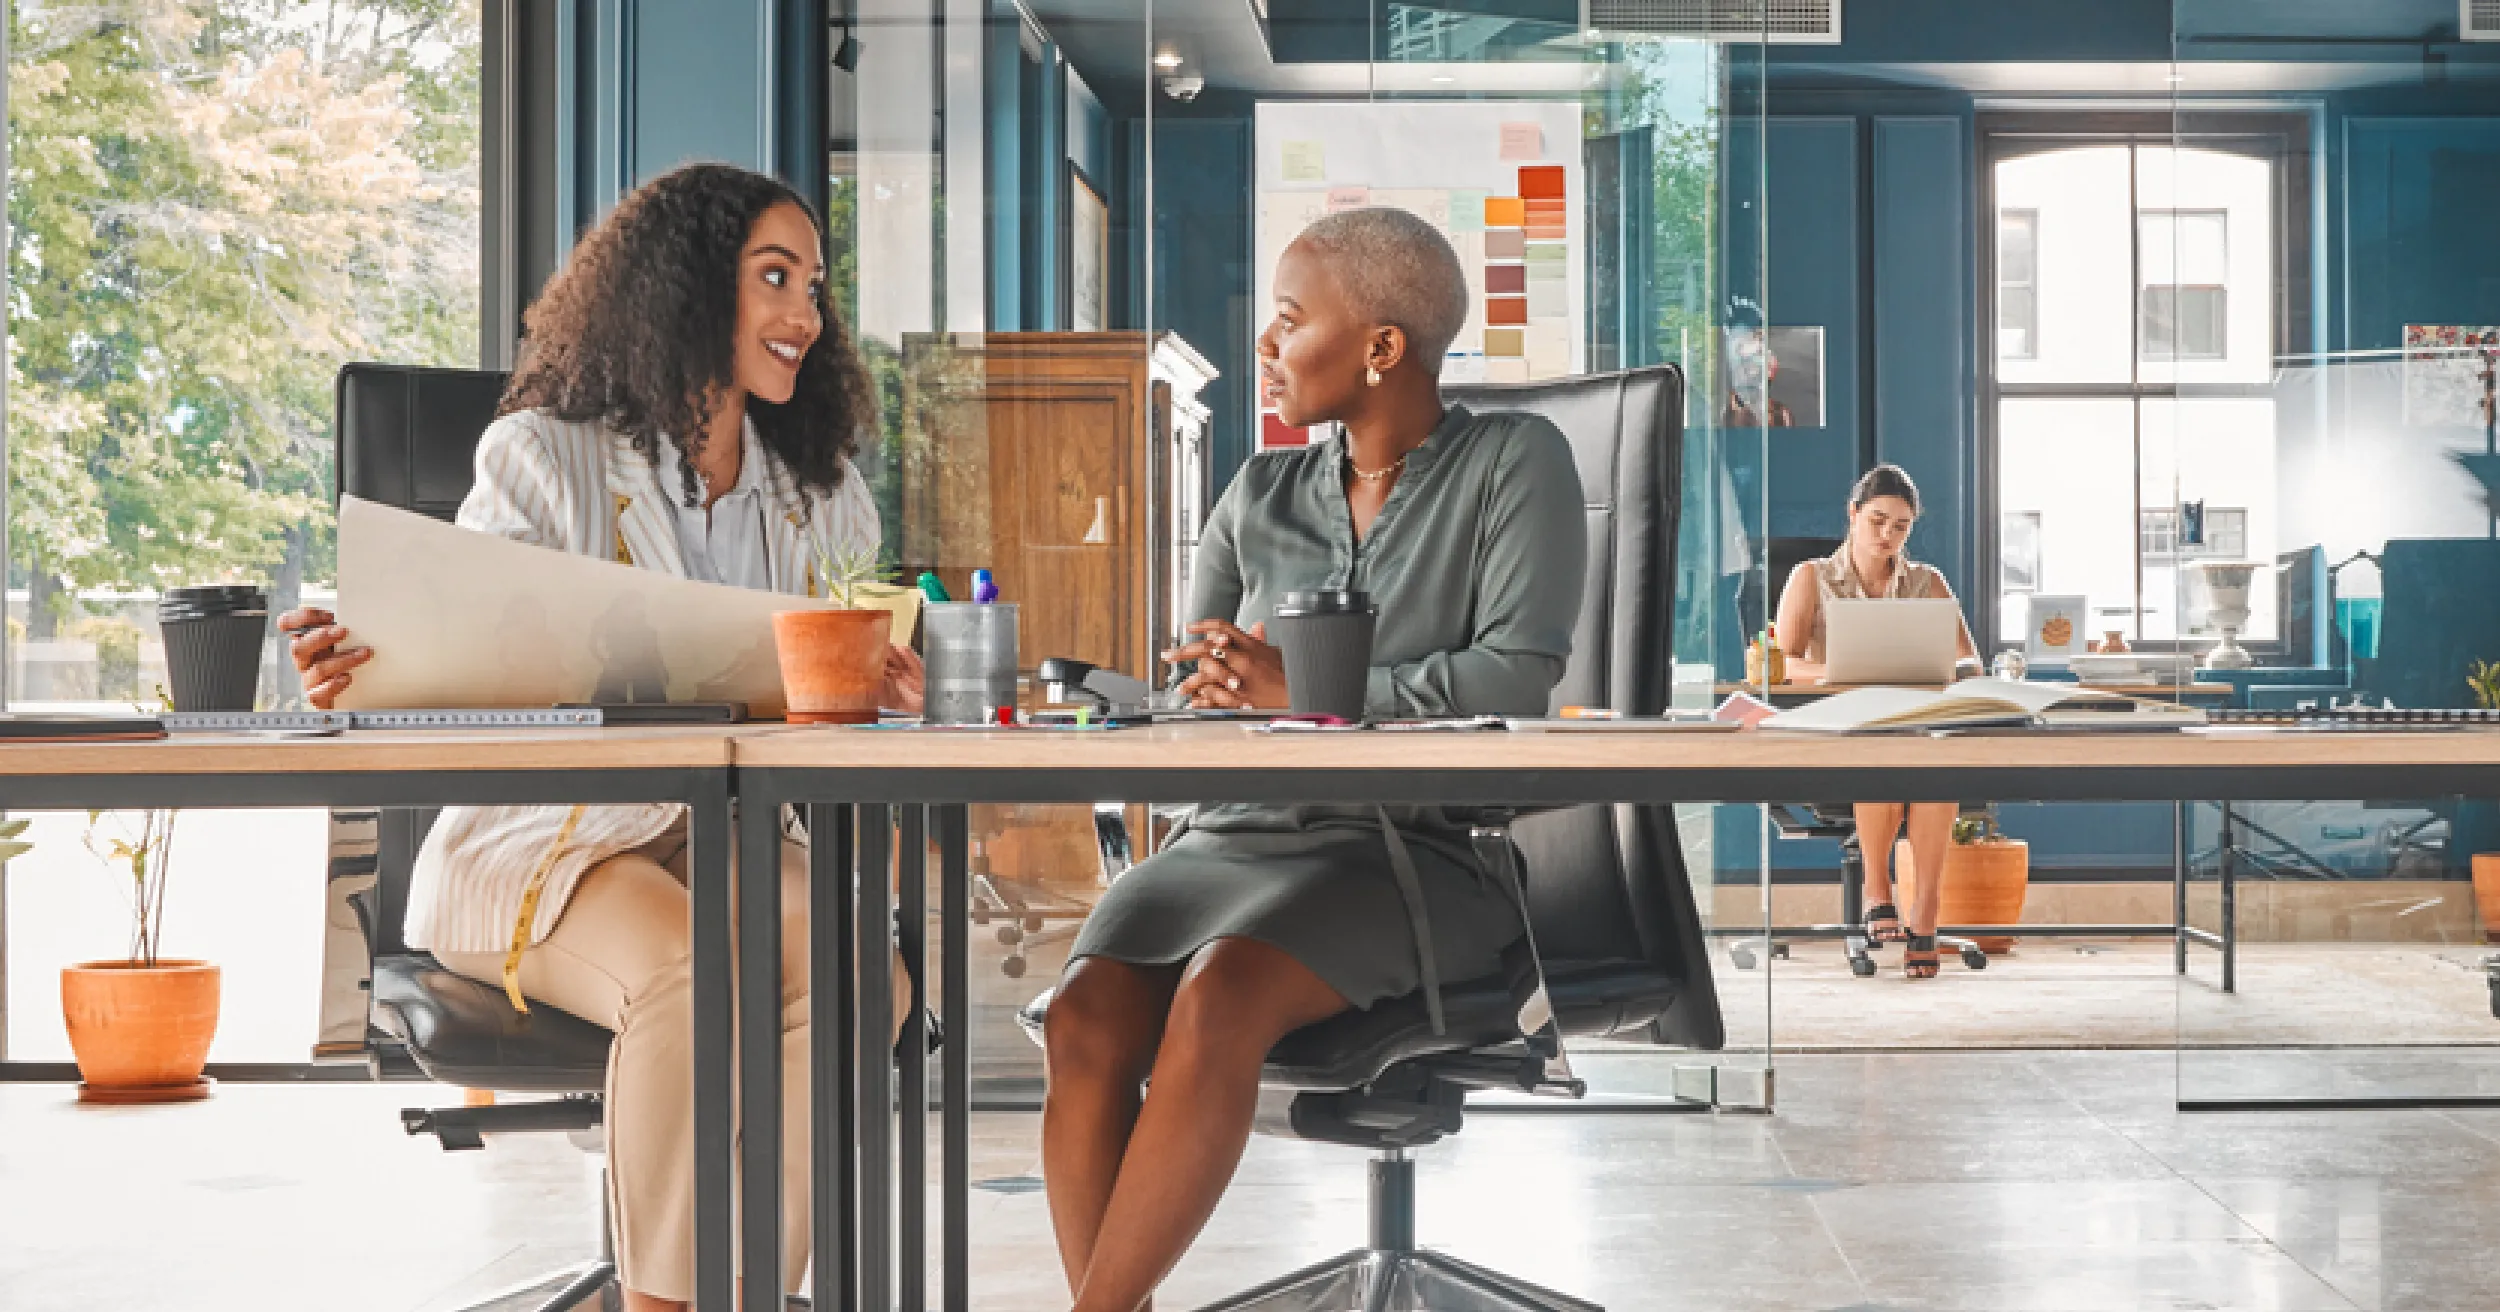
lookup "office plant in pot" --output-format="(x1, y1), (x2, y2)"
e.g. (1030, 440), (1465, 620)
(1939, 809), (2030, 955)
(773, 541), (893, 724)
(61, 809), (220, 1102)
(2470, 660), (2500, 943)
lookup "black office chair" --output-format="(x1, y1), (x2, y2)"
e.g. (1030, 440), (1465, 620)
(1026, 365), (1724, 1312)
(332, 363), (626, 1310)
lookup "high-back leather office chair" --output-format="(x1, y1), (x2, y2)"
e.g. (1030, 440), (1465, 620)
(335, 362), (625, 1312)
(1029, 365), (1724, 1312)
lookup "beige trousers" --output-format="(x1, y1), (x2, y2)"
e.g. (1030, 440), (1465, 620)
(441, 823), (854, 1302)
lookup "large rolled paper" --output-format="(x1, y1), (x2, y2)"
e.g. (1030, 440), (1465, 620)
(332, 495), (920, 718)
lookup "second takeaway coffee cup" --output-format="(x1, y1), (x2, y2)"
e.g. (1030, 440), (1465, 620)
(1270, 589), (1377, 722)
(158, 584), (270, 712)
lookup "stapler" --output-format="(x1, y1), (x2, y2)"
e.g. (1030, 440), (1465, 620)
(1038, 658), (1153, 725)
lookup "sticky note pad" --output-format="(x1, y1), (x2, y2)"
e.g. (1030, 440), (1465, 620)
(1486, 264), (1527, 295)
(1528, 281), (1568, 317)
(1281, 140), (1326, 183)
(1499, 122), (1543, 161)
(1523, 241), (1568, 267)
(1485, 328), (1526, 357)
(1484, 196), (1526, 228)
(1485, 230), (1526, 260)
(1449, 190), (1489, 232)
(1488, 297), (1528, 326)
(1518, 165), (1566, 200)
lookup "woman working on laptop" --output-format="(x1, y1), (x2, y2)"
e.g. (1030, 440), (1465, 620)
(1775, 464), (1977, 979)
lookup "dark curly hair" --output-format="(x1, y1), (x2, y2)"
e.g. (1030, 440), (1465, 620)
(500, 161), (876, 508)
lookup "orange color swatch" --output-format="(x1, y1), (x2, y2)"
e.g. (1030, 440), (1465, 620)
(1483, 196), (1526, 228)
(1487, 297), (1529, 326)
(1518, 165), (1566, 200)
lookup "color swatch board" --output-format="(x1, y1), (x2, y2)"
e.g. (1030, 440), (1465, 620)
(1254, 101), (1586, 449)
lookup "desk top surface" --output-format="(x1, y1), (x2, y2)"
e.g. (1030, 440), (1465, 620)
(1712, 681), (2240, 699)
(731, 721), (2500, 774)
(0, 725), (742, 776)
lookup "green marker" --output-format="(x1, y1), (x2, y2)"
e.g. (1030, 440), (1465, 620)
(916, 571), (951, 603)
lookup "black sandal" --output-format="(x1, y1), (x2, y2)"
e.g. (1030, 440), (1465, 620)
(1903, 934), (1940, 980)
(1863, 901), (1905, 947)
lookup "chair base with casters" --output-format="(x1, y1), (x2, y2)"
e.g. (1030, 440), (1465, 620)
(1726, 803), (1989, 977)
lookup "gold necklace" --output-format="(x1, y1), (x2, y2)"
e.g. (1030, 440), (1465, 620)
(1350, 455), (1407, 484)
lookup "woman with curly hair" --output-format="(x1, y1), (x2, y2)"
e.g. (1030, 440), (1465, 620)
(281, 161), (916, 1310)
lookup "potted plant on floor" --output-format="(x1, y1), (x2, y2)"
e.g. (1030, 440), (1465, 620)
(772, 541), (895, 724)
(1939, 809), (2030, 955)
(2469, 660), (2500, 944)
(60, 809), (221, 1102)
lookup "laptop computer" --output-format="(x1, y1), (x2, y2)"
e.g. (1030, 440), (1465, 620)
(1821, 597), (1963, 685)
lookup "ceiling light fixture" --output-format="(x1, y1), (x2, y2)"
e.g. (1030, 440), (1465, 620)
(1153, 48), (1184, 70)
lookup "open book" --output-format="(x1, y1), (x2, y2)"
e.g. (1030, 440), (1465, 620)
(1760, 678), (2181, 733)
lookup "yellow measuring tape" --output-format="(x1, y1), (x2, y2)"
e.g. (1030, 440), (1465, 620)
(502, 804), (587, 1014)
(613, 494), (635, 566)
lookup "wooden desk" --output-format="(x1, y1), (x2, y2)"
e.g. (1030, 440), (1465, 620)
(1714, 680), (2240, 702)
(0, 725), (749, 1311)
(730, 721), (2500, 1312)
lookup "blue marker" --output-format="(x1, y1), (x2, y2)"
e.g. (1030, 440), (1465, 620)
(971, 569), (999, 604)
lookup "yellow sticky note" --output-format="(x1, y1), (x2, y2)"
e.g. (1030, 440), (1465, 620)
(1484, 196), (1526, 228)
(1282, 140), (1325, 182)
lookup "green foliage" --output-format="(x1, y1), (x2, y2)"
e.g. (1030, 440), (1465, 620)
(814, 539), (885, 611)
(0, 817), (32, 867)
(8, 1), (480, 627)
(72, 616), (144, 698)
(2470, 659), (2500, 712)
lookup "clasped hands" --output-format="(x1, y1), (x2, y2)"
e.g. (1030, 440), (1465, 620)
(1162, 619), (1288, 710)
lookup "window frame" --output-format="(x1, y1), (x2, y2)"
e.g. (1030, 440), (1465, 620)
(1974, 110), (2314, 655)
(1996, 207), (2040, 362)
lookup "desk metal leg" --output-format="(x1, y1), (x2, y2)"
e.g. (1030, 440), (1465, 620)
(811, 804), (858, 1312)
(940, 804), (972, 1312)
(690, 774), (738, 1312)
(859, 805), (897, 1312)
(899, 805), (930, 1312)
(2173, 803), (2189, 976)
(739, 786), (788, 1309)
(2220, 804), (2239, 995)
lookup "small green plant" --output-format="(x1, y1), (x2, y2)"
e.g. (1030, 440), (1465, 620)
(2470, 659), (2500, 712)
(82, 810), (180, 967)
(1952, 812), (2001, 845)
(0, 818), (31, 867)
(814, 540), (886, 610)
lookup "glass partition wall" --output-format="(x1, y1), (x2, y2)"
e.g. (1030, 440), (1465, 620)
(834, 2), (1775, 1298)
(2167, 4), (2500, 1107)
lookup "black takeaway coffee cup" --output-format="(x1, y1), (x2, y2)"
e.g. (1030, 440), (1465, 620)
(157, 584), (269, 712)
(1270, 589), (1378, 722)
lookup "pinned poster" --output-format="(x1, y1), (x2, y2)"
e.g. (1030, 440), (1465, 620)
(1499, 122), (1544, 161)
(1325, 185), (1372, 213)
(1281, 140), (1326, 182)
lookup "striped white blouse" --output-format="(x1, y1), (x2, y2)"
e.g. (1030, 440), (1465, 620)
(403, 408), (879, 955)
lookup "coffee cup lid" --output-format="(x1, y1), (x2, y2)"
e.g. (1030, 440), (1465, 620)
(1276, 589), (1373, 617)
(159, 584), (268, 621)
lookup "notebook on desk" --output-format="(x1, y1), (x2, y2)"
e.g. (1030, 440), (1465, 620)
(1761, 678), (2193, 734)
(0, 713), (166, 743)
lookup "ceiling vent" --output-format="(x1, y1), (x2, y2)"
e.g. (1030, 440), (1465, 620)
(2466, 0), (2500, 42)
(1584, 0), (1841, 44)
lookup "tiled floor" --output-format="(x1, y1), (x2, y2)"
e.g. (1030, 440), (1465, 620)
(6, 1051), (2500, 1311)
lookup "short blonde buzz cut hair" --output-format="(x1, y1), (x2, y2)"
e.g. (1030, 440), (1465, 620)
(1293, 207), (1471, 374)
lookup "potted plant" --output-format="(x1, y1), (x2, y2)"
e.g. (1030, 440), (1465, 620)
(2470, 660), (2500, 943)
(772, 541), (895, 724)
(1939, 809), (2030, 955)
(60, 809), (220, 1102)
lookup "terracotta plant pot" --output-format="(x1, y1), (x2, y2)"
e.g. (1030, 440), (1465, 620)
(2474, 853), (2500, 945)
(772, 608), (893, 724)
(60, 959), (221, 1101)
(1939, 838), (2030, 955)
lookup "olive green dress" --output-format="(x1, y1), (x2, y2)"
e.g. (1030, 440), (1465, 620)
(1067, 404), (1589, 1025)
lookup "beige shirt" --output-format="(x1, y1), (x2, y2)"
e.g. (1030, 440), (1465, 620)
(403, 408), (878, 955)
(654, 418), (775, 590)
(1799, 545), (1951, 665)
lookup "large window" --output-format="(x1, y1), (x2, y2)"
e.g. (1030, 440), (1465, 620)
(1985, 119), (2302, 648)
(3, 2), (480, 1064)
(7, 1), (482, 710)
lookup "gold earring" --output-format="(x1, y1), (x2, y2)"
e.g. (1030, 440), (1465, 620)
(1365, 366), (1382, 387)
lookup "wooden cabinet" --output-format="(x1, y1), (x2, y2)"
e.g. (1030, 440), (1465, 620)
(898, 331), (1216, 682)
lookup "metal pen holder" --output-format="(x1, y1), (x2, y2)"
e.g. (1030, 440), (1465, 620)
(923, 603), (1020, 724)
